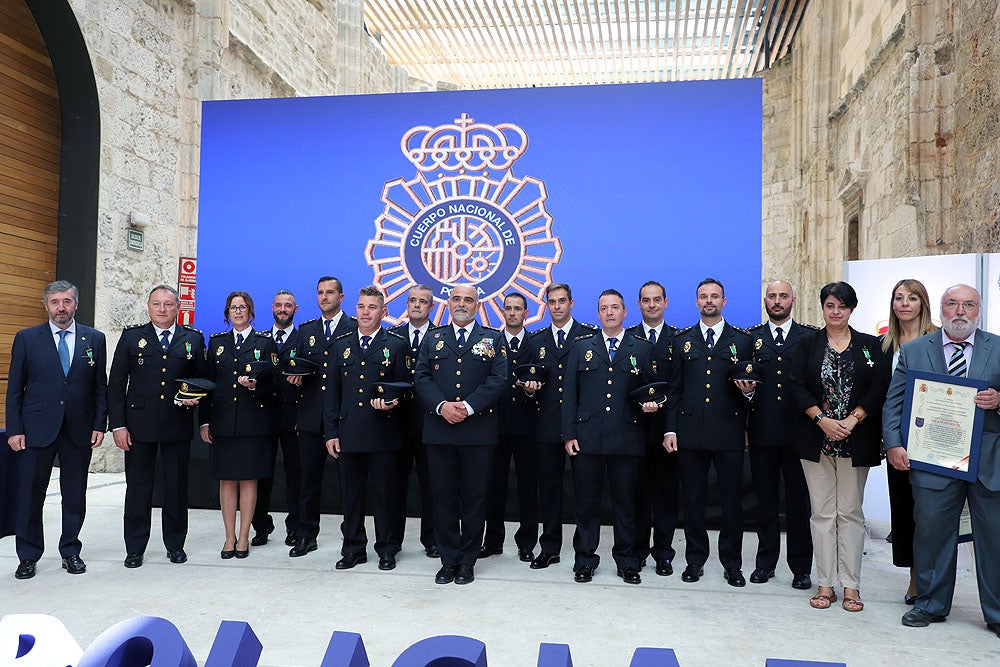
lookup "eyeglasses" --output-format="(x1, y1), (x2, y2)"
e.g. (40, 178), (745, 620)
(228, 305), (248, 313)
(943, 300), (979, 311)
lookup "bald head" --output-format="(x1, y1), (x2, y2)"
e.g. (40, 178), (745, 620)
(764, 280), (795, 324)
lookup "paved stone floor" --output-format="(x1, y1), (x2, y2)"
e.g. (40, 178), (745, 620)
(2, 472), (998, 666)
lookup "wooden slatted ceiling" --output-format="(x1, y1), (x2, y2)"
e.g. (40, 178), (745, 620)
(0, 0), (61, 430)
(364, 0), (807, 88)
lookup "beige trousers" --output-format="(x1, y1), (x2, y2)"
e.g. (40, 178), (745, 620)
(800, 455), (870, 590)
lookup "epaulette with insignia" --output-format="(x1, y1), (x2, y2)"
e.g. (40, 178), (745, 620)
(576, 332), (598, 340)
(580, 322), (599, 330)
(676, 325), (697, 335)
(300, 318), (320, 326)
(801, 323), (820, 330)
(256, 330), (272, 337)
(633, 335), (652, 344)
(480, 325), (501, 333)
(530, 327), (549, 336)
(334, 331), (354, 341)
(731, 326), (753, 337)
(747, 323), (768, 332)
(181, 324), (202, 334)
(122, 323), (144, 331)
(209, 331), (229, 338)
(386, 330), (406, 341)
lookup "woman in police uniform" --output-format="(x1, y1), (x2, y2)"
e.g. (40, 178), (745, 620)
(199, 292), (277, 559)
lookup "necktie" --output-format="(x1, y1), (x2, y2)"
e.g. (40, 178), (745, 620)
(706, 328), (715, 350)
(275, 329), (285, 350)
(774, 328), (785, 346)
(948, 341), (968, 377)
(236, 332), (244, 348)
(57, 330), (71, 375)
(412, 329), (420, 351)
(510, 336), (520, 351)
(557, 329), (566, 348)
(457, 328), (467, 348)
(361, 335), (371, 352)
(648, 328), (657, 344)
(324, 319), (332, 340)
(160, 330), (170, 351)
(608, 337), (618, 361)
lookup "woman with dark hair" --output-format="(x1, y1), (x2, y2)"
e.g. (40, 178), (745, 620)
(790, 281), (891, 612)
(881, 278), (937, 604)
(199, 291), (277, 559)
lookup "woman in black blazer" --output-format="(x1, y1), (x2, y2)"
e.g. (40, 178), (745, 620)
(789, 282), (891, 613)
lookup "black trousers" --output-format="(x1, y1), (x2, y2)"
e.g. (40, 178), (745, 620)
(396, 433), (435, 550)
(537, 440), (567, 554)
(297, 430), (335, 540)
(635, 438), (679, 564)
(252, 429), (301, 536)
(748, 445), (812, 574)
(678, 448), (744, 570)
(16, 423), (92, 561)
(886, 463), (916, 568)
(571, 452), (641, 570)
(483, 433), (539, 553)
(338, 451), (401, 557)
(123, 439), (190, 554)
(426, 443), (494, 565)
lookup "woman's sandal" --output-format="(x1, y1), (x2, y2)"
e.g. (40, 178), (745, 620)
(842, 597), (864, 612)
(809, 592), (838, 609)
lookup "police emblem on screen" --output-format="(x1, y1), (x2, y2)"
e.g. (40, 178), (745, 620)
(365, 113), (562, 327)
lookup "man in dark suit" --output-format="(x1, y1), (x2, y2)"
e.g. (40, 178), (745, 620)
(389, 284), (437, 557)
(626, 280), (678, 577)
(664, 277), (755, 587)
(6, 280), (107, 579)
(414, 284), (507, 585)
(324, 286), (411, 571)
(287, 276), (358, 557)
(251, 290), (302, 547)
(480, 292), (538, 562)
(562, 289), (657, 584)
(884, 284), (1000, 637)
(523, 283), (597, 570)
(746, 280), (813, 589)
(108, 284), (207, 568)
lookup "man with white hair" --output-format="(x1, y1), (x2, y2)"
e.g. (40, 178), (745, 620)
(883, 283), (1000, 638)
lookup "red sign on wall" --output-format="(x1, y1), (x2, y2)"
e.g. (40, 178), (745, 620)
(178, 257), (196, 326)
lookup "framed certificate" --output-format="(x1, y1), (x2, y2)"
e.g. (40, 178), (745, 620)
(900, 369), (986, 482)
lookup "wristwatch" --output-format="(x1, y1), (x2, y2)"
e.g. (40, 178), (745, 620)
(813, 413), (825, 424)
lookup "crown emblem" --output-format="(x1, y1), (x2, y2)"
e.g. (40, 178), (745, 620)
(403, 113), (528, 174)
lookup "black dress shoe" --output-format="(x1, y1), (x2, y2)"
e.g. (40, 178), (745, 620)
(792, 574), (812, 590)
(724, 569), (746, 587)
(574, 565), (594, 583)
(518, 549), (534, 563)
(454, 564), (475, 585)
(425, 545), (440, 558)
(335, 553), (367, 569)
(904, 594), (917, 605)
(530, 552), (560, 569)
(478, 545), (503, 558)
(902, 609), (947, 627)
(61, 555), (86, 574)
(285, 531), (299, 547)
(14, 560), (37, 580)
(617, 567), (641, 584)
(221, 545), (236, 560)
(681, 565), (703, 582)
(435, 564), (457, 584)
(750, 568), (775, 584)
(378, 553), (396, 571)
(234, 548), (249, 559)
(289, 537), (318, 557)
(986, 622), (1000, 639)
(655, 560), (673, 576)
(124, 553), (144, 569)
(167, 549), (187, 564)
(251, 525), (274, 547)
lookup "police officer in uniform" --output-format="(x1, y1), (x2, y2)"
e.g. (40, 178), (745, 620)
(625, 280), (679, 577)
(480, 291), (539, 562)
(285, 277), (357, 557)
(746, 280), (814, 589)
(664, 278), (756, 587)
(388, 284), (437, 557)
(415, 284), (507, 585)
(523, 283), (597, 570)
(324, 286), (411, 571)
(563, 289), (658, 584)
(251, 289), (302, 547)
(109, 285), (207, 568)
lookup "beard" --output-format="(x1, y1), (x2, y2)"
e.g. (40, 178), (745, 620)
(943, 315), (977, 340)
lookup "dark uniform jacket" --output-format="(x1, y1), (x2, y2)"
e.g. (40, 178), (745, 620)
(293, 315), (358, 434)
(789, 326), (890, 467)
(323, 328), (411, 452)
(747, 321), (816, 448)
(389, 323), (425, 438)
(529, 320), (598, 443)
(201, 330), (278, 438)
(561, 332), (656, 455)
(271, 327), (300, 433)
(625, 323), (676, 443)
(499, 332), (537, 438)
(108, 322), (207, 442)
(666, 322), (754, 452)
(414, 323), (507, 446)
(6, 323), (108, 447)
